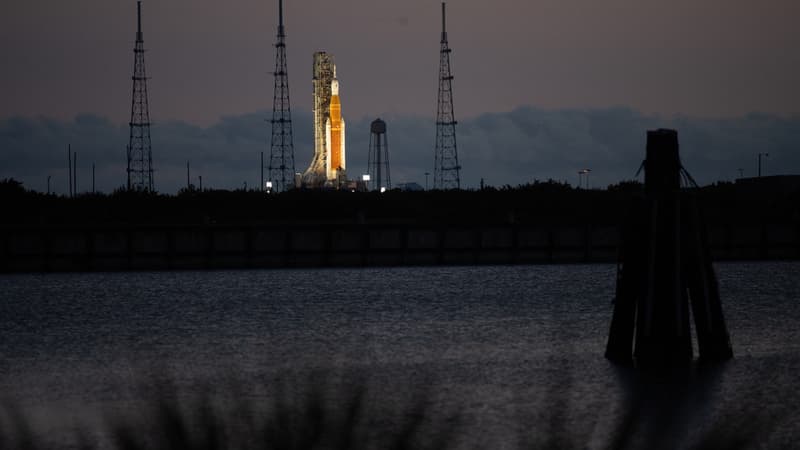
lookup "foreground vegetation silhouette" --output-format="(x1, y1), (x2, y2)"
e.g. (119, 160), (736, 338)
(0, 367), (783, 450)
(2, 178), (798, 227)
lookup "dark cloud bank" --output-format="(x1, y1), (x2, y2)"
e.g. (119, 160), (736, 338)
(1, 107), (798, 195)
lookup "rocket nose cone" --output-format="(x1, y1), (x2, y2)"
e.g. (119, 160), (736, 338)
(331, 79), (339, 96)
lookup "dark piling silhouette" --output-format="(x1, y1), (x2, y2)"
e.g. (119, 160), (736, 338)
(606, 129), (733, 367)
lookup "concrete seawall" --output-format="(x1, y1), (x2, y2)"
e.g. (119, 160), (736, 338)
(1, 223), (798, 272)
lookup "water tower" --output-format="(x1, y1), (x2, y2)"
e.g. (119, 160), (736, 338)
(368, 118), (390, 191)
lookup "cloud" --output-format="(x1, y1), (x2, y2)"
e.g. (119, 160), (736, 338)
(1, 108), (799, 194)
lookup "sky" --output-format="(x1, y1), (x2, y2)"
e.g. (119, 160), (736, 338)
(1, 0), (799, 193)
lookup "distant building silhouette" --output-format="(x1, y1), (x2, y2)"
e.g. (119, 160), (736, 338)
(735, 175), (800, 193)
(396, 182), (424, 192)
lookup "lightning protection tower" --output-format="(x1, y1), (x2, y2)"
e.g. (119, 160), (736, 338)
(368, 118), (390, 191)
(433, 2), (460, 190)
(127, 1), (154, 191)
(267, 0), (296, 192)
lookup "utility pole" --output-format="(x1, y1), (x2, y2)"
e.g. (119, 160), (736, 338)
(187, 160), (190, 190)
(47, 175), (51, 195)
(92, 163), (96, 194)
(68, 145), (72, 198)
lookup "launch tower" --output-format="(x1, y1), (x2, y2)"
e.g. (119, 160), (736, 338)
(127, 1), (154, 191)
(433, 2), (460, 190)
(303, 52), (346, 187)
(267, 0), (296, 192)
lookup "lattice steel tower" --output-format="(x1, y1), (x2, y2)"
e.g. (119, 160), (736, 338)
(267, 0), (295, 192)
(127, 1), (154, 191)
(433, 2), (460, 190)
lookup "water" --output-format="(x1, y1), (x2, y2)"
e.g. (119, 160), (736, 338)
(1, 263), (798, 448)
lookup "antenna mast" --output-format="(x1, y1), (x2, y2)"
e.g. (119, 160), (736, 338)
(433, 2), (460, 189)
(127, 1), (154, 191)
(267, 0), (296, 192)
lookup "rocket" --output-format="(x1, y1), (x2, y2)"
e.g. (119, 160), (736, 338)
(325, 72), (346, 180)
(304, 52), (346, 187)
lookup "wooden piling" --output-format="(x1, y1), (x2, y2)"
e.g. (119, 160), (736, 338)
(606, 129), (732, 367)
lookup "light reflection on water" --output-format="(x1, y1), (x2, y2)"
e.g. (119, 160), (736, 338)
(0, 262), (798, 447)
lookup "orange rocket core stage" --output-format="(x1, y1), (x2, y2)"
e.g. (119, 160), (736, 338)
(329, 93), (343, 172)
